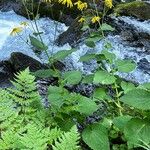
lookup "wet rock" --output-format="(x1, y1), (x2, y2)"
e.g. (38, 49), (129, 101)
(0, 60), (14, 87)
(0, 51), (66, 87)
(0, 0), (22, 12)
(0, 0), (79, 25)
(107, 16), (150, 53)
(114, 1), (150, 20)
(13, 1), (80, 26)
(9, 52), (46, 72)
(55, 18), (86, 46)
(0, 52), (46, 87)
(137, 58), (150, 74)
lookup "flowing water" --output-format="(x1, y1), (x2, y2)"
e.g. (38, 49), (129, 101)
(0, 10), (150, 84)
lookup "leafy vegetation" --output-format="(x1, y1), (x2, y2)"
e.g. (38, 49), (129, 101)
(1, 0), (150, 150)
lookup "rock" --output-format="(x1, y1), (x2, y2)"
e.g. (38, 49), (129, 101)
(106, 15), (150, 52)
(0, 0), (22, 12)
(137, 58), (150, 74)
(55, 18), (85, 46)
(0, 52), (65, 88)
(0, 60), (14, 87)
(9, 52), (46, 72)
(0, 0), (80, 25)
(13, 1), (80, 26)
(114, 1), (150, 20)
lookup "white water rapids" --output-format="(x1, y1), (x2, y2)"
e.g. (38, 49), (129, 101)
(0, 11), (150, 83)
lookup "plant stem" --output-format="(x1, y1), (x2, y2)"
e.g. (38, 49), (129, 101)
(114, 83), (123, 116)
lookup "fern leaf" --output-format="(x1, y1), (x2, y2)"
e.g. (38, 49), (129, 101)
(0, 89), (18, 129)
(52, 125), (80, 150)
(8, 68), (42, 114)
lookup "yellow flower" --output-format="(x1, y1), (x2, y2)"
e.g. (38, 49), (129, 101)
(91, 16), (100, 24)
(74, 1), (88, 11)
(10, 27), (23, 36)
(78, 17), (85, 23)
(58, 0), (73, 8)
(105, 0), (113, 9)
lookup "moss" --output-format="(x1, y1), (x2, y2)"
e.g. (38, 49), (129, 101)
(114, 1), (150, 20)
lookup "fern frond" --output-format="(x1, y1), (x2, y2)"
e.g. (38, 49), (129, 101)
(18, 123), (62, 150)
(0, 89), (18, 129)
(0, 130), (22, 150)
(52, 125), (80, 150)
(8, 68), (42, 113)
(19, 123), (48, 149)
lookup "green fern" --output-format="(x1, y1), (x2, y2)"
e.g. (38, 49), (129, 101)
(8, 68), (42, 114)
(52, 125), (80, 150)
(0, 89), (18, 129)
(0, 69), (82, 150)
(0, 123), (62, 150)
(18, 123), (62, 150)
(0, 129), (23, 150)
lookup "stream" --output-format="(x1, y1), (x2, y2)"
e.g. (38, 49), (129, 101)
(0, 10), (150, 84)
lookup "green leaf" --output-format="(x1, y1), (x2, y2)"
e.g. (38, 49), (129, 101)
(94, 70), (116, 85)
(79, 54), (96, 62)
(121, 81), (136, 94)
(82, 123), (110, 150)
(51, 49), (76, 62)
(29, 35), (48, 50)
(81, 24), (89, 31)
(85, 39), (96, 48)
(100, 23), (115, 31)
(93, 88), (107, 100)
(120, 89), (150, 110)
(82, 74), (94, 84)
(124, 118), (150, 149)
(113, 115), (132, 131)
(115, 59), (136, 73)
(101, 50), (116, 64)
(138, 82), (150, 91)
(90, 32), (102, 38)
(48, 86), (68, 108)
(102, 118), (113, 129)
(32, 69), (57, 78)
(63, 71), (82, 85)
(33, 32), (43, 36)
(77, 97), (98, 116)
(104, 42), (112, 49)
(53, 125), (80, 150)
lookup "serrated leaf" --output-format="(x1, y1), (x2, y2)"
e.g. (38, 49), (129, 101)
(63, 71), (82, 85)
(93, 88), (107, 100)
(120, 89), (150, 110)
(94, 70), (116, 85)
(113, 115), (132, 131)
(77, 97), (98, 116)
(138, 82), (150, 91)
(124, 118), (150, 149)
(48, 86), (68, 108)
(101, 50), (116, 64)
(82, 74), (94, 84)
(82, 123), (110, 150)
(121, 81), (136, 94)
(115, 59), (136, 73)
